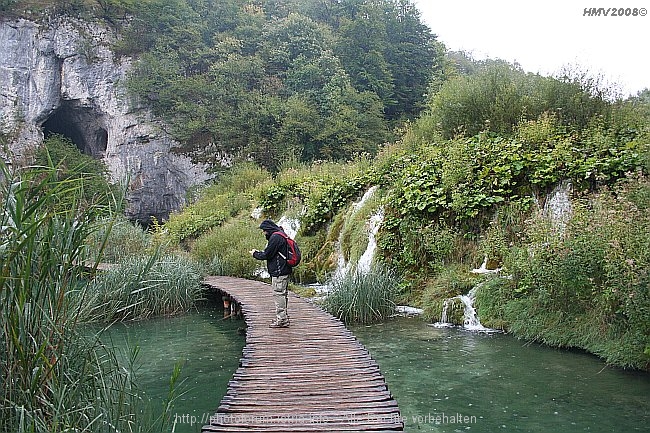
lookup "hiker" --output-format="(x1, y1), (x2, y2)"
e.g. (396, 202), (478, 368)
(250, 219), (291, 328)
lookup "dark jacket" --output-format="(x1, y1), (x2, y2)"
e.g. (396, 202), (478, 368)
(253, 219), (292, 277)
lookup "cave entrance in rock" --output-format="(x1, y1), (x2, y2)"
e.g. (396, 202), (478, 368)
(42, 101), (108, 158)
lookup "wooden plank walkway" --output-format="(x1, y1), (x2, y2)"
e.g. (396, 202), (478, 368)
(202, 276), (403, 432)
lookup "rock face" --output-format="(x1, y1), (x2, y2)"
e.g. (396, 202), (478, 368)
(0, 17), (211, 224)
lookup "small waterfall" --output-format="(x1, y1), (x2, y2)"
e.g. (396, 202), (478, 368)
(357, 208), (384, 275)
(277, 215), (300, 239)
(352, 186), (378, 213)
(544, 179), (573, 234)
(432, 286), (498, 332)
(250, 207), (263, 219)
(332, 186), (379, 281)
(471, 256), (500, 274)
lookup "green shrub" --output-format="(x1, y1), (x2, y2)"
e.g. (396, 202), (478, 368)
(164, 163), (271, 243)
(477, 175), (650, 369)
(192, 218), (262, 278)
(322, 265), (399, 324)
(426, 63), (610, 139)
(87, 216), (152, 263)
(82, 253), (203, 322)
(33, 134), (121, 215)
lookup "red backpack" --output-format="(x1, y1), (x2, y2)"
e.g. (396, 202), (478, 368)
(274, 232), (302, 267)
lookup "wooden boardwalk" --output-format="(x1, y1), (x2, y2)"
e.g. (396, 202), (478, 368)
(202, 276), (403, 432)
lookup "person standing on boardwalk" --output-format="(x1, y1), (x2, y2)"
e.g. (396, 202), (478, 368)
(250, 219), (291, 328)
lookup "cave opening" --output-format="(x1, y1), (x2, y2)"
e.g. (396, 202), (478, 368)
(42, 101), (108, 158)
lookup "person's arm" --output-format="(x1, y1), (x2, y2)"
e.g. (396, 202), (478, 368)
(251, 234), (281, 260)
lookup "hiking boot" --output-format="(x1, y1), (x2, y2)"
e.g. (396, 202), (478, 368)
(269, 319), (290, 328)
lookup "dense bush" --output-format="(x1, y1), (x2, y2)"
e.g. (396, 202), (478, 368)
(191, 218), (263, 278)
(476, 175), (650, 369)
(86, 215), (153, 263)
(33, 134), (121, 215)
(426, 63), (611, 139)
(378, 101), (647, 281)
(164, 162), (271, 243)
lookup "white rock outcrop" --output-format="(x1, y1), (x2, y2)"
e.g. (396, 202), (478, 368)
(0, 17), (211, 223)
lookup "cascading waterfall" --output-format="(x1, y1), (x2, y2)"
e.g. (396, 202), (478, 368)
(356, 208), (384, 275)
(543, 179), (573, 235)
(332, 186), (379, 281)
(432, 285), (498, 332)
(277, 215), (300, 239)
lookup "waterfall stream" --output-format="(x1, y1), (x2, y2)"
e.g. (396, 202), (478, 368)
(332, 186), (379, 282)
(432, 285), (498, 333)
(356, 208), (384, 275)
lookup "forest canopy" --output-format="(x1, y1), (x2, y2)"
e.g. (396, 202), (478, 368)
(5, 0), (442, 170)
(3, 0), (645, 173)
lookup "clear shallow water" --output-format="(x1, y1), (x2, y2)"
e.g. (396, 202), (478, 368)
(105, 310), (649, 433)
(102, 307), (245, 433)
(350, 317), (650, 433)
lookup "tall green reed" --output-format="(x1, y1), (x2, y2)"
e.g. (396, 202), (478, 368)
(0, 161), (176, 432)
(81, 253), (204, 322)
(323, 265), (399, 324)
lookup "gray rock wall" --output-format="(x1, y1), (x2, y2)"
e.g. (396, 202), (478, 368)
(0, 17), (211, 224)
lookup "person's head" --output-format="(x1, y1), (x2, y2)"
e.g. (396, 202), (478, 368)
(259, 219), (280, 240)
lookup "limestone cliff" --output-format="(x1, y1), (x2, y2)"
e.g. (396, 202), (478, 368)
(0, 16), (211, 224)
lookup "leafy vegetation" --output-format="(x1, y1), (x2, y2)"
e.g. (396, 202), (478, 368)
(152, 61), (650, 369)
(164, 164), (270, 243)
(5, 0), (650, 372)
(6, 0), (442, 170)
(475, 176), (650, 369)
(0, 161), (181, 432)
(33, 134), (121, 216)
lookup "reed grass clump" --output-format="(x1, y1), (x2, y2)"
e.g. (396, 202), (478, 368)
(82, 253), (204, 322)
(86, 215), (152, 262)
(0, 161), (176, 432)
(323, 266), (399, 324)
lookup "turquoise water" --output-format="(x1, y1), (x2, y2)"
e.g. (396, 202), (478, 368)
(350, 317), (650, 432)
(102, 306), (245, 432)
(106, 310), (649, 433)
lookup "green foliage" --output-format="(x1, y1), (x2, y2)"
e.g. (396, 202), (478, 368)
(119, 0), (435, 167)
(378, 214), (459, 278)
(302, 175), (371, 233)
(476, 175), (650, 369)
(34, 134), (121, 215)
(0, 0), (17, 12)
(322, 266), (399, 324)
(164, 163), (271, 243)
(426, 62), (612, 139)
(378, 101), (646, 280)
(0, 161), (174, 431)
(86, 215), (152, 262)
(191, 218), (262, 278)
(81, 253), (204, 322)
